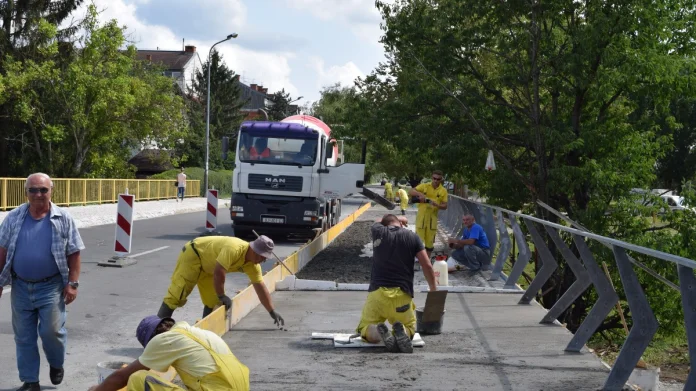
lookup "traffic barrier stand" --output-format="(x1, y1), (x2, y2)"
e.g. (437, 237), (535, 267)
(99, 189), (137, 268)
(200, 189), (219, 236)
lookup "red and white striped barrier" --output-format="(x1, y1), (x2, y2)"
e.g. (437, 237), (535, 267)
(206, 189), (218, 231)
(114, 190), (135, 255)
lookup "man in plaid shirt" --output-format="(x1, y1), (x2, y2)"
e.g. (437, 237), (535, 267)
(0, 173), (85, 391)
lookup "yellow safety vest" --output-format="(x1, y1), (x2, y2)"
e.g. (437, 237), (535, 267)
(172, 328), (250, 391)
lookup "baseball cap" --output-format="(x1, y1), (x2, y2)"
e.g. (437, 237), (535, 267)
(136, 315), (174, 348)
(250, 235), (274, 259)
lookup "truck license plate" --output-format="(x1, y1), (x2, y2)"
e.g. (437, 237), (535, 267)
(262, 217), (285, 224)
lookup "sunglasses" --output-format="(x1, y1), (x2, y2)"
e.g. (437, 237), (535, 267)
(27, 187), (50, 194)
(432, 177), (442, 181)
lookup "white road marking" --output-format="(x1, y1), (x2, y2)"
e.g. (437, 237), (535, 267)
(130, 246), (170, 258)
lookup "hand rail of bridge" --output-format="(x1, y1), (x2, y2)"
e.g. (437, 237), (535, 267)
(439, 194), (695, 391)
(0, 178), (201, 211)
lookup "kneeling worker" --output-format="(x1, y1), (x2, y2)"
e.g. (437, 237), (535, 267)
(157, 235), (284, 327)
(89, 315), (249, 390)
(356, 214), (437, 353)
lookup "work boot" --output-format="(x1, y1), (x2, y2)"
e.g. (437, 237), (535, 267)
(392, 322), (413, 353)
(202, 305), (214, 318)
(50, 366), (64, 385)
(157, 302), (174, 318)
(377, 323), (398, 353)
(16, 383), (40, 391)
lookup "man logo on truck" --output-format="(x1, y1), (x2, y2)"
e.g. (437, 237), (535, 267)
(265, 177), (286, 183)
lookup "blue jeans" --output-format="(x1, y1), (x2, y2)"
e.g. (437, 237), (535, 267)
(177, 186), (185, 200)
(11, 274), (66, 383)
(451, 245), (491, 271)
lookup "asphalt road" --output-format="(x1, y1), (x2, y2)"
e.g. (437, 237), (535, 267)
(0, 197), (366, 390)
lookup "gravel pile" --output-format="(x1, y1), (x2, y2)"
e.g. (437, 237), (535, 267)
(0, 197), (219, 228)
(297, 221), (374, 283)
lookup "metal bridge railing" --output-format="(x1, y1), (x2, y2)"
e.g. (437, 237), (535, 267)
(439, 194), (695, 391)
(0, 178), (202, 211)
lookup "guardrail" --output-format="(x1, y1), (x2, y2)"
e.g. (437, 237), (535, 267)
(439, 194), (695, 391)
(0, 178), (201, 211)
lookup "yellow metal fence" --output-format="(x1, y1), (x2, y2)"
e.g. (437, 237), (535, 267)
(0, 178), (201, 211)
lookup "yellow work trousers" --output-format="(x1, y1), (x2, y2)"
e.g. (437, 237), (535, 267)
(163, 244), (219, 310)
(416, 226), (437, 250)
(400, 196), (408, 212)
(356, 287), (416, 339)
(127, 370), (183, 391)
(385, 190), (394, 202)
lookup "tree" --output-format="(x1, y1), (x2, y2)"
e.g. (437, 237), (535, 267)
(0, 5), (187, 177)
(0, 0), (84, 176)
(326, 0), (696, 338)
(180, 49), (245, 170)
(265, 89), (299, 121)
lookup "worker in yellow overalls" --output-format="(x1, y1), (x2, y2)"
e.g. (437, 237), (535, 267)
(384, 181), (394, 202)
(408, 170), (448, 258)
(397, 187), (409, 215)
(89, 315), (250, 391)
(156, 235), (284, 327)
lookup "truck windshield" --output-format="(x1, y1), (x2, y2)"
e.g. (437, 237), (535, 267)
(238, 131), (318, 166)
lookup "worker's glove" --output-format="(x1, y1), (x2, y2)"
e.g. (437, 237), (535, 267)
(269, 310), (285, 327)
(218, 294), (232, 311)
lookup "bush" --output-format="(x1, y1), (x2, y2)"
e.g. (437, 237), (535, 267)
(151, 167), (233, 197)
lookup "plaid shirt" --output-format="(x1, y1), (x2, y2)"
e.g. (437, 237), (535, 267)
(0, 202), (85, 287)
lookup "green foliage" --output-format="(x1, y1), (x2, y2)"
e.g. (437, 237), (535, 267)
(151, 167), (233, 197)
(315, 0), (696, 346)
(0, 5), (187, 178)
(265, 88), (299, 121)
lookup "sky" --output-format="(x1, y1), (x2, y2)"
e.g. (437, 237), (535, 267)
(69, 0), (388, 104)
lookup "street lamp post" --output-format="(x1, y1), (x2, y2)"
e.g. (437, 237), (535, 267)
(205, 33), (238, 193)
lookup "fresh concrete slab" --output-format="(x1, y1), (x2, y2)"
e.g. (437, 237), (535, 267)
(225, 291), (609, 391)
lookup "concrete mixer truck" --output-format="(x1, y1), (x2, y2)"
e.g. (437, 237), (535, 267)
(225, 115), (366, 237)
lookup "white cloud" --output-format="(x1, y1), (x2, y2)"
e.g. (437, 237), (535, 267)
(69, 0), (296, 96)
(281, 0), (382, 45)
(310, 57), (364, 91)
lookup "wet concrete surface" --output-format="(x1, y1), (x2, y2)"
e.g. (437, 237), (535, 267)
(225, 291), (609, 391)
(0, 197), (367, 390)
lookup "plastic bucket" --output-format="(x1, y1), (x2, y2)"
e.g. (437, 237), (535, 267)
(415, 308), (445, 335)
(97, 361), (129, 384)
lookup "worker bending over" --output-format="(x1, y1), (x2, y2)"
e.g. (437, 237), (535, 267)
(89, 315), (249, 391)
(409, 170), (448, 258)
(356, 214), (437, 353)
(157, 235), (284, 327)
(397, 186), (409, 215)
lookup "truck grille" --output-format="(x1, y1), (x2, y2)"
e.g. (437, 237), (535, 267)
(248, 174), (303, 192)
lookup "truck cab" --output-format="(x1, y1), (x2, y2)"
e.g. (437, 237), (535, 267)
(229, 117), (365, 237)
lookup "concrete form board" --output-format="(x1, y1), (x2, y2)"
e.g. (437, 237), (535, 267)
(225, 291), (608, 390)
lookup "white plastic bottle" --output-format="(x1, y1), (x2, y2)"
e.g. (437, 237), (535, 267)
(433, 259), (449, 286)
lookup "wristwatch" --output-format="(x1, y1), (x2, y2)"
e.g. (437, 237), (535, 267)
(68, 281), (79, 289)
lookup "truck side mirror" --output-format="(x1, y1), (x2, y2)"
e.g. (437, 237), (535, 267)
(222, 136), (230, 160)
(326, 141), (334, 159)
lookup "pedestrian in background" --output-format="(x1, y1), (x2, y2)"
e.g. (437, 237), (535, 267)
(0, 173), (85, 391)
(408, 170), (448, 259)
(176, 167), (187, 202)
